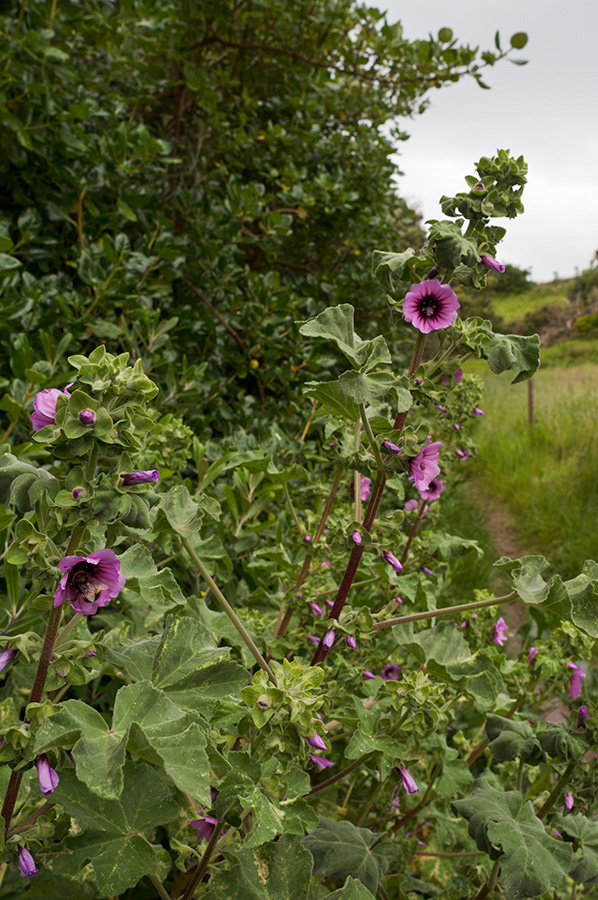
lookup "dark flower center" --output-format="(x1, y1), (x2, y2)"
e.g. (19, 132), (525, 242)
(419, 296), (438, 317)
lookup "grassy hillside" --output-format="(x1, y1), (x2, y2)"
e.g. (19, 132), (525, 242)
(470, 363), (598, 578)
(488, 279), (571, 325)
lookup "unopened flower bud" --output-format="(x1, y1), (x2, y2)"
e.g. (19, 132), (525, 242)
(79, 409), (95, 426)
(121, 470), (160, 486)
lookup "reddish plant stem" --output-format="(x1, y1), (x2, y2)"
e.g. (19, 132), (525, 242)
(275, 467), (343, 639)
(1, 605), (63, 837)
(309, 335), (427, 666)
(310, 470), (386, 666)
(399, 500), (426, 565)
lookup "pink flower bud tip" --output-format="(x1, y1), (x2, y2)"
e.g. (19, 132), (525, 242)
(493, 617), (508, 646)
(350, 530), (362, 546)
(121, 470), (160, 485)
(399, 764), (419, 795)
(564, 794), (574, 811)
(363, 670), (376, 679)
(577, 705), (589, 727)
(382, 550), (403, 574)
(323, 628), (335, 650)
(382, 440), (401, 455)
(79, 408), (95, 425)
(309, 602), (323, 616)
(18, 847), (37, 878)
(0, 648), (17, 673)
(36, 755), (59, 795)
(346, 635), (356, 649)
(307, 734), (327, 752)
(310, 754), (332, 770)
(481, 254), (506, 273)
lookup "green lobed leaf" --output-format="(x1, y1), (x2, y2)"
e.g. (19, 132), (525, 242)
(495, 555), (598, 637)
(301, 817), (400, 895)
(482, 332), (540, 383)
(485, 715), (544, 763)
(298, 305), (391, 371)
(452, 779), (573, 899)
(371, 248), (419, 291)
(107, 616), (249, 716)
(47, 762), (178, 896)
(393, 621), (503, 707)
(159, 483), (221, 537)
(553, 813), (598, 885)
(204, 835), (313, 899)
(327, 876), (377, 899)
(536, 723), (587, 762)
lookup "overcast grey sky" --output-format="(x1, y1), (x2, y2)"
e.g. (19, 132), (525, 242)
(382, 0), (598, 282)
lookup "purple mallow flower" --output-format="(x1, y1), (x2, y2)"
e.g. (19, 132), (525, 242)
(435, 405), (448, 413)
(310, 754), (332, 770)
(190, 814), (219, 842)
(409, 436), (442, 492)
(54, 549), (126, 615)
(18, 847), (37, 879)
(383, 550), (403, 575)
(358, 475), (371, 501)
(577, 706), (589, 728)
(419, 478), (443, 501)
(402, 280), (460, 334)
(346, 635), (357, 649)
(307, 635), (319, 644)
(564, 794), (574, 811)
(0, 648), (17, 673)
(528, 647), (537, 665)
(307, 733), (327, 752)
(363, 670), (376, 679)
(453, 368), (463, 384)
(36, 755), (59, 795)
(481, 254), (506, 273)
(382, 440), (401, 455)
(455, 448), (471, 460)
(398, 764), (419, 795)
(453, 423), (461, 431)
(493, 617), (508, 646)
(309, 602), (323, 616)
(322, 560), (331, 569)
(72, 488), (84, 499)
(381, 663), (400, 681)
(404, 499), (419, 511)
(350, 530), (362, 546)
(473, 407), (484, 416)
(422, 566), (433, 576)
(31, 384), (72, 431)
(78, 409), (95, 426)
(121, 470), (160, 486)
(323, 629), (336, 650)
(568, 663), (586, 700)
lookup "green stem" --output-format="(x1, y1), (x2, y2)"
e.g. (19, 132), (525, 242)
(378, 884), (391, 900)
(359, 404), (384, 471)
(516, 758), (524, 793)
(85, 442), (100, 481)
(181, 817), (225, 900)
(354, 422), (362, 523)
(354, 780), (382, 828)
(54, 614), (81, 648)
(398, 499), (426, 568)
(473, 859), (500, 900)
(7, 802), (52, 839)
(537, 762), (575, 820)
(308, 753), (370, 796)
(372, 592), (516, 630)
(149, 874), (172, 900)
(275, 466), (344, 639)
(182, 538), (277, 684)
(283, 482), (302, 532)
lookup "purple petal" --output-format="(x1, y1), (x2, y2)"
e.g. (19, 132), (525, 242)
(403, 280), (460, 334)
(399, 764), (419, 795)
(18, 847), (37, 878)
(493, 617), (508, 647)
(310, 754), (333, 770)
(36, 755), (59, 795)
(121, 470), (160, 485)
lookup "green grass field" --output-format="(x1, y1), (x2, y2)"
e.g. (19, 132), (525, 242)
(470, 363), (598, 578)
(489, 280), (571, 324)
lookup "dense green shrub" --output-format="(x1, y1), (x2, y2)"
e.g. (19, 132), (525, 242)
(0, 0), (523, 439)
